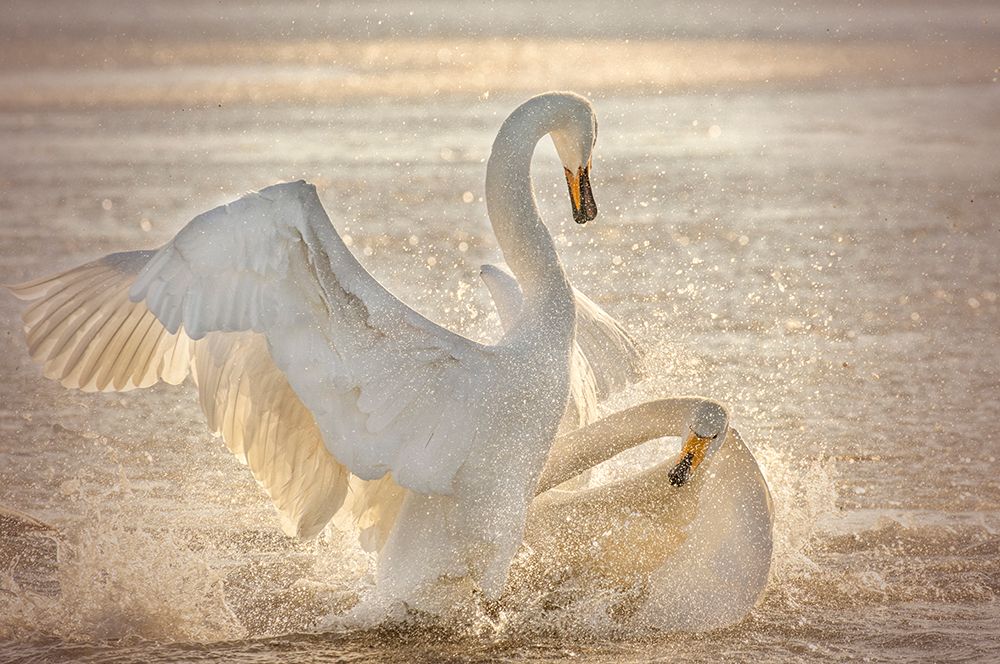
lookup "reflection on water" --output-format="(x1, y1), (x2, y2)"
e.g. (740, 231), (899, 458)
(1, 1), (999, 662)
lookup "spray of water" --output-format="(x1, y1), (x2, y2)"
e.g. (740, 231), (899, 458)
(0, 479), (244, 643)
(0, 309), (844, 647)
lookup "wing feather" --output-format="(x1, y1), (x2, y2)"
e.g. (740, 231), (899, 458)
(572, 288), (645, 396)
(25, 271), (121, 358)
(11, 180), (496, 541)
(11, 254), (190, 392)
(9, 250), (348, 538)
(126, 180), (490, 494)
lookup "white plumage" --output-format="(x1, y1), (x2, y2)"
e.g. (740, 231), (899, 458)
(9, 92), (618, 610)
(479, 262), (643, 430)
(526, 399), (772, 630)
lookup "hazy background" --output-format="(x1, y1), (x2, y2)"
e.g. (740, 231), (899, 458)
(1, 1), (998, 662)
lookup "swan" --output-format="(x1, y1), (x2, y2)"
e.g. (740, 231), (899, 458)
(333, 263), (645, 556)
(7, 91), (602, 613)
(522, 398), (773, 629)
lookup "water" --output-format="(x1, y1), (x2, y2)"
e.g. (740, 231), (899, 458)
(1, 2), (998, 661)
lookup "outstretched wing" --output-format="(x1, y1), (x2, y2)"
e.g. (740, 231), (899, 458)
(9, 180), (495, 536)
(9, 252), (345, 537)
(130, 181), (491, 495)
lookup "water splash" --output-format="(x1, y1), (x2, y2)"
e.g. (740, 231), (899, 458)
(757, 444), (839, 582)
(0, 480), (244, 643)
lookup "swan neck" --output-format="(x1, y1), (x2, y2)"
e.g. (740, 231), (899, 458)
(538, 399), (729, 494)
(485, 102), (570, 306)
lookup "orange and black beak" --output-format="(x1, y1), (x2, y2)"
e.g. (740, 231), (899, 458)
(667, 427), (716, 487)
(564, 164), (597, 224)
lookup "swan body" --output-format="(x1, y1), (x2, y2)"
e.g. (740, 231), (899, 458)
(524, 398), (773, 629)
(479, 263), (643, 431)
(334, 264), (646, 559)
(8, 92), (602, 612)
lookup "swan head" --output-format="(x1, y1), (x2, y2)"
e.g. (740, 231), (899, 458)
(547, 93), (599, 224)
(668, 401), (730, 487)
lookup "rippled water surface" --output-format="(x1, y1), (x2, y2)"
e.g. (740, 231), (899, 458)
(1, 2), (998, 662)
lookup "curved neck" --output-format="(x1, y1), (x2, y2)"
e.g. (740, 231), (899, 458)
(536, 398), (730, 494)
(485, 100), (571, 309)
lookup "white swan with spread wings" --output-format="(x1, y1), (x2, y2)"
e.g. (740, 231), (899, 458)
(8, 92), (606, 611)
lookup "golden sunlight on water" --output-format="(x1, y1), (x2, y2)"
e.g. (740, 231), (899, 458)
(0, 38), (994, 110)
(0, 1), (998, 662)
